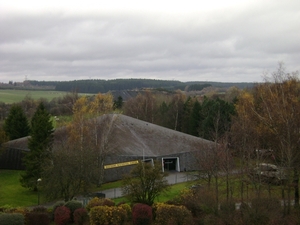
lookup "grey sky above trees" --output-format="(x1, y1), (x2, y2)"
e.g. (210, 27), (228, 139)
(1, 0), (299, 83)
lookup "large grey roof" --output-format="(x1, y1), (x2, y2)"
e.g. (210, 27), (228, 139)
(4, 114), (215, 157)
(4, 136), (30, 151)
(102, 114), (214, 157)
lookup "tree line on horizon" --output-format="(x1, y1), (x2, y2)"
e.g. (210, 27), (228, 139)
(6, 78), (254, 93)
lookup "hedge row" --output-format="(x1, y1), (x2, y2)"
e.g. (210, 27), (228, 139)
(0, 213), (24, 225)
(0, 198), (196, 225)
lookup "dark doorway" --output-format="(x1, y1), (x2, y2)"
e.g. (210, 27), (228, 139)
(163, 158), (177, 171)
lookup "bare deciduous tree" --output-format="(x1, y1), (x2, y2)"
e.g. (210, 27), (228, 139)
(42, 93), (116, 200)
(232, 63), (300, 214)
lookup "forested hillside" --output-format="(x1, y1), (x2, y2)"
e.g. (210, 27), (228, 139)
(25, 79), (254, 93)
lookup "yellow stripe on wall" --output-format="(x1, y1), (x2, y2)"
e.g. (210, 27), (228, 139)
(104, 160), (139, 169)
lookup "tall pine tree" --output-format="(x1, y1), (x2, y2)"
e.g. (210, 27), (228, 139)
(3, 104), (30, 140)
(20, 102), (54, 191)
(190, 100), (202, 136)
(200, 97), (235, 141)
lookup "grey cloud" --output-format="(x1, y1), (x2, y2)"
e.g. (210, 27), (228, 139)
(0, 1), (299, 83)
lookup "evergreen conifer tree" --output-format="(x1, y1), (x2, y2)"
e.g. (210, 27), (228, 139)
(3, 104), (30, 140)
(20, 102), (54, 191)
(190, 100), (202, 136)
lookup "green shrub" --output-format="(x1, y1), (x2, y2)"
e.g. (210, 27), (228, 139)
(64, 200), (83, 222)
(90, 205), (127, 225)
(154, 203), (193, 225)
(52, 201), (65, 211)
(0, 213), (24, 225)
(132, 203), (152, 225)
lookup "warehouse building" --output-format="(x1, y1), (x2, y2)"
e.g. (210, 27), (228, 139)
(1, 114), (216, 182)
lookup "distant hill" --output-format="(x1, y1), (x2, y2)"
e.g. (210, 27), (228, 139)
(1, 79), (255, 94)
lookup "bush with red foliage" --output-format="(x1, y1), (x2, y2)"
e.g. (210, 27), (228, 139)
(54, 206), (71, 225)
(73, 208), (89, 225)
(132, 203), (152, 225)
(64, 200), (83, 222)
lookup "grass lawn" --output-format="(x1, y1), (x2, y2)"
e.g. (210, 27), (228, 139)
(0, 170), (39, 207)
(155, 181), (193, 202)
(98, 180), (123, 191)
(0, 170), (194, 208)
(0, 170), (123, 208)
(0, 170), (285, 208)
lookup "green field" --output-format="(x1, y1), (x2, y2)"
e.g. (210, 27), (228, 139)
(0, 170), (39, 207)
(0, 89), (68, 104)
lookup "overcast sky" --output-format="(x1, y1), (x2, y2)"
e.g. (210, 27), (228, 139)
(1, 0), (299, 83)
